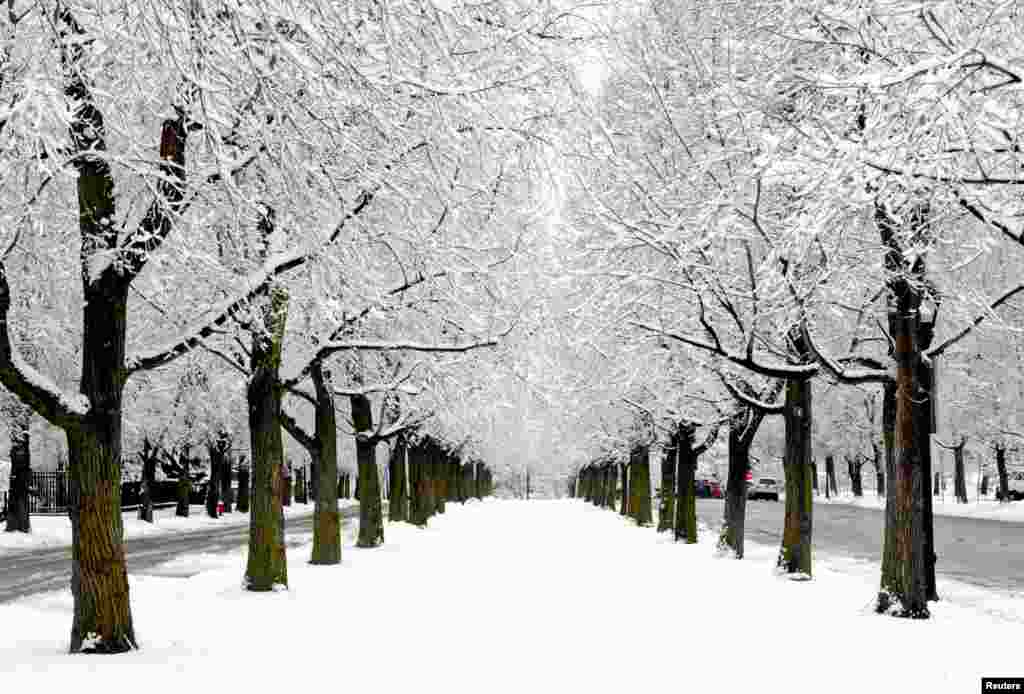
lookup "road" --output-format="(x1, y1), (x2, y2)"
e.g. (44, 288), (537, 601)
(696, 498), (1024, 593)
(0, 506), (360, 604)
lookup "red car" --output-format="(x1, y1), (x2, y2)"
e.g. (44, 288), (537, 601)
(695, 478), (723, 498)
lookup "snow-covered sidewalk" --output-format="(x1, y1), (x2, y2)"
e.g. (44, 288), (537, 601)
(0, 499), (1020, 692)
(0, 502), (342, 555)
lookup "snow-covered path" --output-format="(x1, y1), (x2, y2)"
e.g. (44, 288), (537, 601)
(1, 500), (1020, 692)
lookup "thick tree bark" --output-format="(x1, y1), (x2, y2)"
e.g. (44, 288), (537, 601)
(67, 279), (136, 652)
(388, 436), (409, 522)
(675, 425), (699, 544)
(629, 445), (652, 526)
(310, 363), (341, 564)
(876, 311), (928, 617)
(918, 349), (937, 601)
(778, 377), (813, 577)
(282, 463), (292, 507)
(718, 422), (750, 559)
(657, 441), (676, 533)
(351, 394), (384, 547)
(236, 464), (250, 513)
(5, 401), (31, 533)
(244, 283), (289, 592)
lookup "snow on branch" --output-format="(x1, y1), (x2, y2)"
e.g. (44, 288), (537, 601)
(126, 191), (375, 375)
(628, 321), (818, 379)
(801, 321), (891, 385)
(279, 408), (315, 451)
(282, 270), (449, 389)
(927, 284), (1024, 358)
(357, 411), (434, 444)
(0, 263), (88, 427)
(717, 375), (785, 415)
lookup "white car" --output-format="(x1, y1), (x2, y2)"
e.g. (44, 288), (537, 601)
(748, 477), (780, 501)
(996, 471), (1024, 501)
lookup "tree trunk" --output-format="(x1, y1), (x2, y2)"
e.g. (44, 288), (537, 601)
(778, 377), (813, 577)
(220, 455), (233, 514)
(872, 443), (884, 498)
(351, 394), (383, 547)
(995, 444), (1010, 502)
(206, 445), (223, 519)
(310, 363), (341, 564)
(918, 344), (937, 601)
(825, 455), (838, 497)
(847, 458), (863, 498)
(474, 461), (485, 500)
(282, 463), (292, 507)
(657, 441), (676, 533)
(718, 421), (750, 559)
(876, 311), (928, 618)
(137, 442), (157, 524)
(433, 446), (447, 515)
(619, 462), (629, 516)
(388, 436), (409, 522)
(980, 474), (989, 497)
(243, 283), (289, 592)
(879, 380), (898, 598)
(629, 445), (652, 526)
(410, 443), (429, 526)
(175, 448), (190, 518)
(811, 460), (818, 496)
(5, 402), (31, 533)
(675, 426), (699, 544)
(236, 464), (250, 513)
(953, 444), (967, 504)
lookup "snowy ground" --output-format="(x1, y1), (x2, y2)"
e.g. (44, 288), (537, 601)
(0, 499), (1020, 692)
(816, 491), (1024, 522)
(0, 502), (343, 555)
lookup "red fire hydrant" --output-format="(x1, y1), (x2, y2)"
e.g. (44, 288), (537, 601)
(217, 501), (225, 515)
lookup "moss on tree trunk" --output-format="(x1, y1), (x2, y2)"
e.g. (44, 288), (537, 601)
(629, 446), (652, 526)
(244, 284), (289, 591)
(777, 377), (813, 577)
(876, 312), (929, 617)
(675, 426), (698, 544)
(310, 363), (341, 564)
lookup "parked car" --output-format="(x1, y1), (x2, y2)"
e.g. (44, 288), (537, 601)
(748, 477), (780, 501)
(995, 471), (1024, 501)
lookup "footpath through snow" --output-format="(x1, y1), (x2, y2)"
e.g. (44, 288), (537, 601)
(0, 499), (1020, 692)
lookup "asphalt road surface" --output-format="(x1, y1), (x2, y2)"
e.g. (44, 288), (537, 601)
(0, 506), (360, 604)
(696, 498), (1024, 593)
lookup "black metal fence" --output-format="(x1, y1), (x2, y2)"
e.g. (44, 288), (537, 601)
(27, 467), (71, 514)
